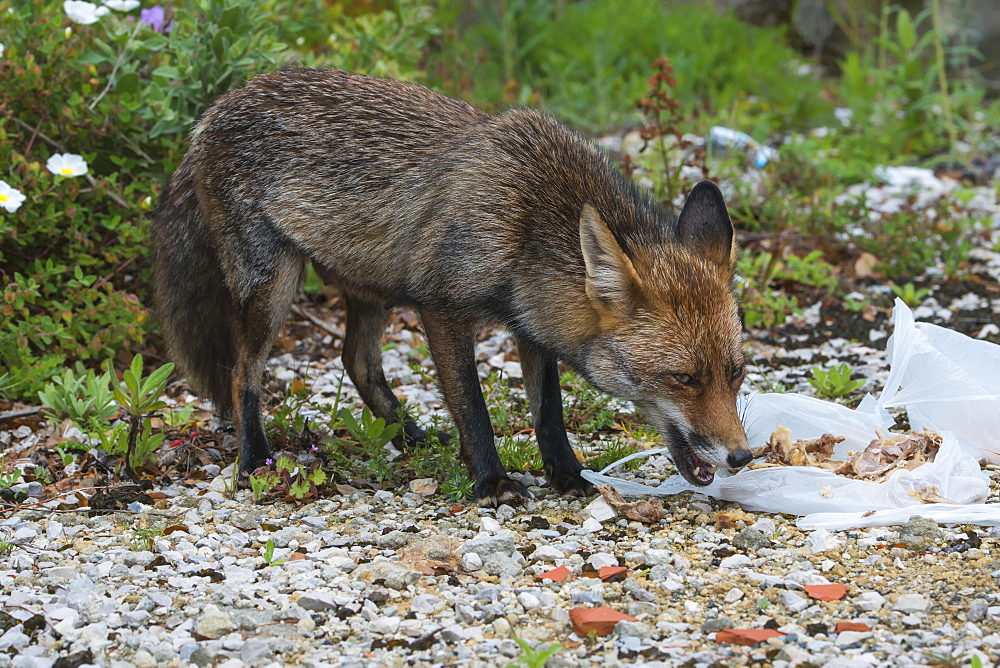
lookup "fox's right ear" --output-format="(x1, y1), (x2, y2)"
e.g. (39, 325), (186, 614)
(676, 180), (736, 268)
(580, 204), (642, 320)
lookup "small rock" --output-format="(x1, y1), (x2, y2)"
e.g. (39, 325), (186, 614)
(517, 592), (541, 611)
(836, 630), (872, 646)
(968, 599), (988, 622)
(461, 552), (483, 571)
(530, 546), (565, 563)
(893, 593), (931, 613)
(723, 588), (744, 604)
(587, 553), (619, 569)
(614, 620), (655, 639)
(408, 478), (438, 496)
(701, 617), (733, 634)
(898, 516), (943, 551)
(461, 531), (515, 560)
(483, 554), (521, 578)
(854, 591), (885, 612)
(297, 592), (341, 611)
(240, 639), (273, 663)
(370, 616), (400, 634)
(781, 591), (809, 613)
(195, 605), (235, 639)
(584, 497), (617, 523)
(571, 590), (604, 605)
(719, 554), (752, 569)
(410, 594), (441, 614)
(353, 561), (421, 591)
(733, 527), (770, 552)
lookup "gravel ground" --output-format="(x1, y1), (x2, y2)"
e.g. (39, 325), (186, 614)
(4, 165), (1000, 667)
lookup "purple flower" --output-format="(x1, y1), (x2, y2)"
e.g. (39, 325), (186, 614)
(310, 444), (319, 453)
(265, 458), (274, 466)
(139, 5), (171, 32)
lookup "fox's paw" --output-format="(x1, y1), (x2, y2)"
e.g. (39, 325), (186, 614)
(476, 477), (532, 508)
(547, 469), (596, 498)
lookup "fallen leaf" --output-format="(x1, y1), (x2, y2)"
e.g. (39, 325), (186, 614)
(804, 583), (848, 601)
(715, 628), (785, 646)
(288, 552), (306, 561)
(536, 566), (571, 582)
(835, 621), (871, 633)
(569, 607), (637, 636)
(162, 525), (189, 536)
(854, 252), (879, 279)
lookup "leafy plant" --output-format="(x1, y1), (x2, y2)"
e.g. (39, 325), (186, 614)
(248, 467), (280, 504)
(37, 366), (118, 426)
(262, 537), (285, 566)
(270, 455), (327, 502)
(583, 438), (644, 474)
(326, 406), (401, 483)
(108, 354), (174, 478)
(0, 469), (24, 490)
(890, 282), (931, 308)
(808, 363), (866, 401)
(506, 638), (563, 668)
(498, 436), (543, 473)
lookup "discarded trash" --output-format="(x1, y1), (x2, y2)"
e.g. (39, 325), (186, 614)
(707, 126), (777, 168)
(582, 300), (1000, 530)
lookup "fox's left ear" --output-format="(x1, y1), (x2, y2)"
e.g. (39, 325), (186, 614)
(676, 180), (736, 268)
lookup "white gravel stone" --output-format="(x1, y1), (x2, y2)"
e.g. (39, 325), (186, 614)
(529, 546), (564, 562)
(587, 553), (618, 569)
(781, 590), (809, 613)
(893, 593), (931, 613)
(854, 591), (886, 612)
(584, 497), (617, 522)
(718, 554), (752, 569)
(723, 587), (744, 604)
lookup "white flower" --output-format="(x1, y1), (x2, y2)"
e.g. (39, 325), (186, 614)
(0, 43), (5, 59)
(46, 153), (89, 177)
(103, 0), (140, 10)
(0, 181), (26, 213)
(63, 0), (109, 25)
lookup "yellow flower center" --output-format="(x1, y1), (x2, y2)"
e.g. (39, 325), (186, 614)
(0, 193), (7, 202)
(61, 167), (74, 175)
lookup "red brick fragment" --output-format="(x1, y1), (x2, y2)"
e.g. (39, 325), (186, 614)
(598, 566), (628, 582)
(569, 607), (638, 636)
(715, 628), (785, 646)
(836, 621), (871, 633)
(804, 583), (848, 601)
(536, 565), (571, 582)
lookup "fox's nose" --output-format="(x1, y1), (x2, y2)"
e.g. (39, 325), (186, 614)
(727, 449), (753, 469)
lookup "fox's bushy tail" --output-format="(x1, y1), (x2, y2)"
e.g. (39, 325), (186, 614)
(151, 160), (237, 418)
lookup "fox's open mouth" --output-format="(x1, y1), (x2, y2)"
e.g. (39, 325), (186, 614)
(674, 446), (716, 486)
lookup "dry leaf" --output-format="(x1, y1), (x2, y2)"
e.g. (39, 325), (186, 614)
(595, 484), (664, 523)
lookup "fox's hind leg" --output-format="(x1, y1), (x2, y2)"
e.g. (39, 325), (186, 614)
(341, 294), (445, 448)
(517, 337), (594, 498)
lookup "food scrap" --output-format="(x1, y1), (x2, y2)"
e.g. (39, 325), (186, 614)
(595, 484), (665, 523)
(751, 425), (943, 485)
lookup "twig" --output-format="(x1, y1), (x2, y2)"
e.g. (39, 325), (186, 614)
(92, 253), (140, 291)
(0, 407), (40, 421)
(290, 304), (346, 339)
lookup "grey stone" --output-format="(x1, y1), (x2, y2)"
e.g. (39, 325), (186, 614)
(240, 638), (273, 663)
(781, 590), (809, 613)
(461, 531), (516, 560)
(893, 593), (931, 614)
(968, 599), (988, 622)
(410, 594), (441, 614)
(376, 530), (412, 550)
(854, 591), (885, 612)
(700, 617), (733, 634)
(120, 551), (157, 568)
(194, 605), (235, 639)
(482, 553), (521, 579)
(571, 590), (603, 605)
(898, 516), (942, 551)
(733, 527), (771, 552)
(297, 592), (345, 612)
(190, 646), (219, 667)
(614, 620), (655, 639)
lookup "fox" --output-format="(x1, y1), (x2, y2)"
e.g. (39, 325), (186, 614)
(152, 67), (752, 507)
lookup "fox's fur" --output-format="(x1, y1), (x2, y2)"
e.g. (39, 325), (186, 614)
(153, 68), (751, 506)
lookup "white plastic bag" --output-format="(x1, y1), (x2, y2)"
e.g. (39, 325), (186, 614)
(581, 300), (999, 529)
(879, 299), (1000, 464)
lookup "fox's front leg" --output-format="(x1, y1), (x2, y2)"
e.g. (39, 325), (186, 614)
(516, 337), (594, 498)
(420, 310), (531, 507)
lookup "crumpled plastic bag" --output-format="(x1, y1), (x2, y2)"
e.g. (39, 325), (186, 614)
(581, 299), (1000, 530)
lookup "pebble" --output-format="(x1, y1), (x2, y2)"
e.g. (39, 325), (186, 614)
(893, 594), (931, 614)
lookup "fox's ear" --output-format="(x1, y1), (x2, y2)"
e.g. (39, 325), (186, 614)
(580, 204), (642, 319)
(676, 180), (735, 268)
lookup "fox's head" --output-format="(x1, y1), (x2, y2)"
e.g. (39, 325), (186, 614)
(578, 180), (750, 486)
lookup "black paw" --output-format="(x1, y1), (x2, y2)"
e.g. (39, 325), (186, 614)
(547, 469), (596, 498)
(476, 477), (532, 508)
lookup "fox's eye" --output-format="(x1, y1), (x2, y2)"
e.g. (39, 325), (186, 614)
(673, 373), (697, 387)
(730, 366), (745, 382)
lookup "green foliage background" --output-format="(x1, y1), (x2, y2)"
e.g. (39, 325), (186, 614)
(2, 0), (997, 400)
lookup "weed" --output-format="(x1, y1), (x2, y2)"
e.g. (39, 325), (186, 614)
(506, 638), (563, 668)
(262, 538), (285, 566)
(266, 376), (318, 451)
(890, 282), (930, 308)
(117, 515), (168, 552)
(583, 438), (644, 473)
(808, 364), (866, 401)
(498, 436), (542, 473)
(37, 366), (118, 426)
(0, 536), (13, 556)
(248, 467), (281, 504)
(108, 354), (174, 479)
(636, 56), (687, 203)
(0, 469), (24, 490)
(326, 406), (400, 483)
(560, 371), (620, 436)
(270, 455), (327, 503)
(757, 597), (770, 611)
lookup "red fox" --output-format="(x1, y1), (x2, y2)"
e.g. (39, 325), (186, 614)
(152, 68), (751, 507)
